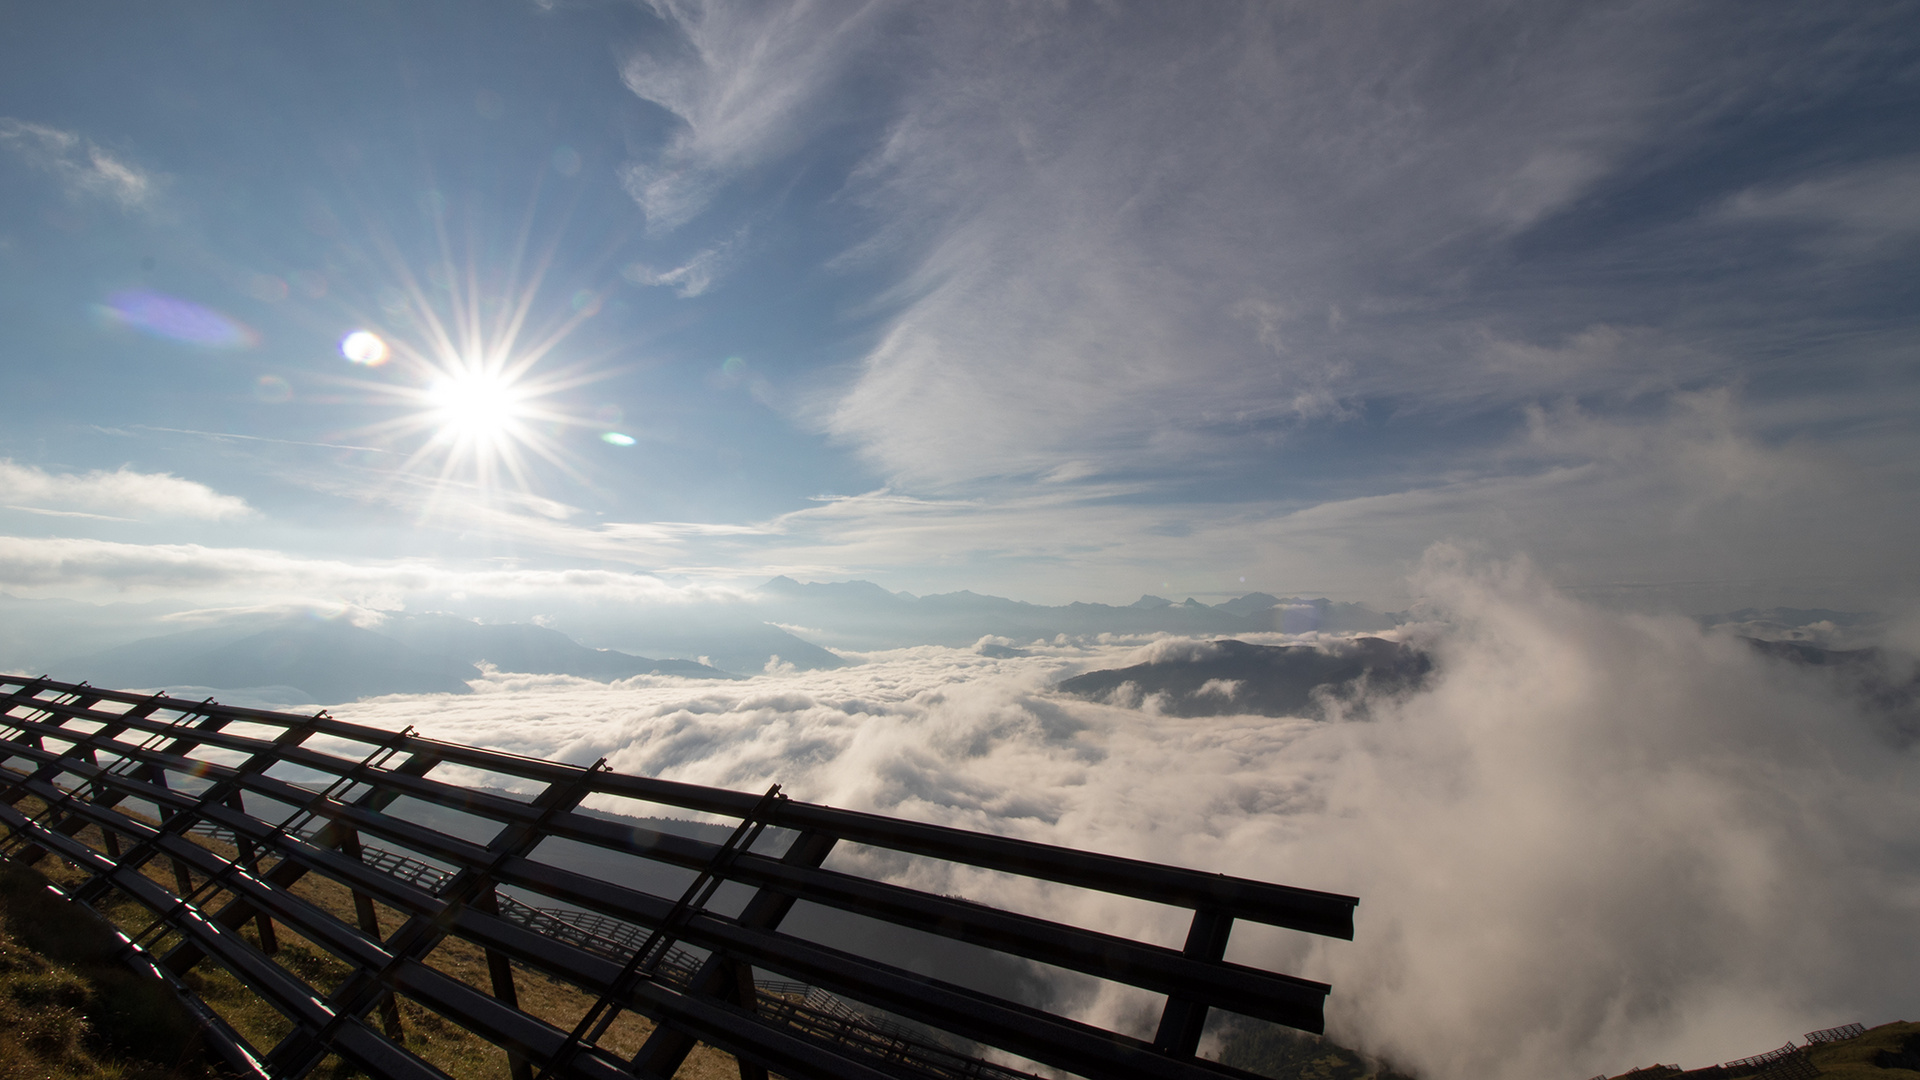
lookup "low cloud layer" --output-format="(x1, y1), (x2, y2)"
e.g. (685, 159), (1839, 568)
(0, 459), (250, 521)
(332, 558), (1920, 1080)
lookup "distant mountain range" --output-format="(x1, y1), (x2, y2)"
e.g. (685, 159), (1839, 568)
(750, 577), (1401, 649)
(10, 580), (1891, 712)
(1056, 637), (1432, 718)
(59, 620), (477, 704)
(377, 614), (730, 681)
(53, 614), (737, 705)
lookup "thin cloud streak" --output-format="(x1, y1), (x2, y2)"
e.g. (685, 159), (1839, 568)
(0, 534), (750, 609)
(0, 117), (156, 209)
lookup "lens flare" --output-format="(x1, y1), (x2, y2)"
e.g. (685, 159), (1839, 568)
(600, 432), (635, 446)
(340, 330), (389, 365)
(97, 289), (257, 348)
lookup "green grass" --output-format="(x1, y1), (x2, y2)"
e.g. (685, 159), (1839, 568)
(1805, 1022), (1920, 1080)
(0, 795), (743, 1080)
(1213, 1020), (1416, 1080)
(0, 856), (221, 1080)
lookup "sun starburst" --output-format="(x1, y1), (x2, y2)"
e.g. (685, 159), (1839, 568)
(329, 221), (619, 510)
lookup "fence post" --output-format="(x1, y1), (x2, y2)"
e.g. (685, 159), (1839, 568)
(1153, 908), (1234, 1057)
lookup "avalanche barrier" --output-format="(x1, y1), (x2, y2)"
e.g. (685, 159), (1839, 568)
(0, 675), (1357, 1080)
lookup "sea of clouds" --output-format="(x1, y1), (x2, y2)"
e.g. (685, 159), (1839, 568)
(331, 557), (1920, 1080)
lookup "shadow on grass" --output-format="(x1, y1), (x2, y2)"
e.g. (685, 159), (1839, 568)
(0, 855), (222, 1080)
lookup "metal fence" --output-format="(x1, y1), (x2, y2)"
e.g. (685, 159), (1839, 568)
(0, 676), (1357, 1080)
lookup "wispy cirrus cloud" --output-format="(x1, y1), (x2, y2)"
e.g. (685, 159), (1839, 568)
(1718, 155), (1920, 253)
(0, 117), (156, 209)
(619, 0), (892, 231)
(620, 231), (740, 297)
(618, 1), (1920, 520)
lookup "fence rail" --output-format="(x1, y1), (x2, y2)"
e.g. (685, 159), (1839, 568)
(0, 675), (1356, 1080)
(1723, 1045), (1801, 1073)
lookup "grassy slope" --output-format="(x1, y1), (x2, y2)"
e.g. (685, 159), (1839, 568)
(0, 793), (742, 1080)
(1594, 1023), (1920, 1080)
(1214, 1022), (1416, 1080)
(0, 857), (219, 1080)
(1213, 1021), (1920, 1080)
(1805, 1023), (1920, 1080)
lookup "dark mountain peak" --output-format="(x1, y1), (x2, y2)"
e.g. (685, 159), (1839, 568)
(1130, 595), (1172, 609)
(1215, 592), (1283, 617)
(1743, 636), (1920, 740)
(1709, 607), (1876, 627)
(1742, 636), (1878, 667)
(758, 576), (901, 601)
(1057, 636), (1431, 718)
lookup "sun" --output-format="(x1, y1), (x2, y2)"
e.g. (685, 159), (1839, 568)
(333, 280), (611, 503)
(428, 368), (525, 445)
(315, 188), (634, 519)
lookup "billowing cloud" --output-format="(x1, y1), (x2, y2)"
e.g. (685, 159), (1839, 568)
(0, 460), (251, 520)
(329, 558), (1920, 1080)
(0, 117), (155, 209)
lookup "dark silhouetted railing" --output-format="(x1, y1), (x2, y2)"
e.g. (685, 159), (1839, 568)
(0, 675), (1356, 1080)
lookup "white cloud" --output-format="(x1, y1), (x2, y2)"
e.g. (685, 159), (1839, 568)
(0, 118), (155, 209)
(0, 390), (1906, 614)
(582, 3), (1920, 617)
(620, 0), (889, 230)
(790, 3), (1738, 484)
(612, 3), (1916, 516)
(328, 560), (1920, 1080)
(631, 389), (1907, 610)
(1720, 156), (1920, 252)
(0, 460), (251, 521)
(0, 534), (751, 609)
(621, 225), (747, 296)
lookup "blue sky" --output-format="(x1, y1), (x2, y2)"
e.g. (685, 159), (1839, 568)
(1, 0), (1916, 613)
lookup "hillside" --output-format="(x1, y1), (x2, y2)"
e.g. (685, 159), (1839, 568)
(1599, 1023), (1920, 1080)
